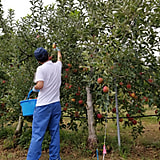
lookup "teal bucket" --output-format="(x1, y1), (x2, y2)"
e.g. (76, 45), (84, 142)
(20, 90), (37, 116)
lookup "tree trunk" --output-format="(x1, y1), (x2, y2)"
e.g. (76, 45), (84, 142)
(86, 86), (97, 151)
(15, 115), (23, 136)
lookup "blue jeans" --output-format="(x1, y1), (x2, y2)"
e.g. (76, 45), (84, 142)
(27, 102), (61, 160)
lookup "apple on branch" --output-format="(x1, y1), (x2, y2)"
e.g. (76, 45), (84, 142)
(67, 64), (72, 68)
(97, 78), (103, 84)
(78, 100), (83, 104)
(103, 86), (109, 93)
(119, 82), (123, 86)
(148, 79), (153, 83)
(112, 107), (116, 113)
(127, 84), (131, 89)
(97, 113), (103, 119)
(130, 92), (136, 98)
(63, 107), (67, 111)
(65, 68), (69, 72)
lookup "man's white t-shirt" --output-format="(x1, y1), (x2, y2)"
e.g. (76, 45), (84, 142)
(34, 60), (62, 106)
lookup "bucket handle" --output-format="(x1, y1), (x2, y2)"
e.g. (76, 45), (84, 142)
(27, 89), (33, 99)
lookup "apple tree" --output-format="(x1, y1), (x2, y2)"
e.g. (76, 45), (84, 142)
(79, 0), (160, 140)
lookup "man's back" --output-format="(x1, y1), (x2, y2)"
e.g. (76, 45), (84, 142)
(35, 60), (62, 106)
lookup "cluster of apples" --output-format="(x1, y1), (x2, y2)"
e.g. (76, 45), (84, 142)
(63, 87), (83, 113)
(97, 77), (109, 93)
(95, 77), (109, 119)
(120, 82), (150, 102)
(126, 113), (137, 125)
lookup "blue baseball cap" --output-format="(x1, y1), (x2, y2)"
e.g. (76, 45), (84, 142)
(34, 47), (48, 62)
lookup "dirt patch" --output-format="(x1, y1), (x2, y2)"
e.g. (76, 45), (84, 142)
(0, 145), (26, 160)
(0, 143), (160, 160)
(129, 145), (160, 160)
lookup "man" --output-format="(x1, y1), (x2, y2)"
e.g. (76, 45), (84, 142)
(27, 46), (62, 160)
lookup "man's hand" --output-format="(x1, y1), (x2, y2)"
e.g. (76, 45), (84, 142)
(32, 86), (40, 92)
(53, 43), (61, 52)
(32, 81), (44, 92)
(56, 47), (61, 52)
(52, 43), (62, 61)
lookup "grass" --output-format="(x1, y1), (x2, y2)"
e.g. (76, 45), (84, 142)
(58, 115), (160, 160)
(0, 108), (160, 160)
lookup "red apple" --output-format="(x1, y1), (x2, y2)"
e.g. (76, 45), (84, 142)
(97, 113), (103, 119)
(65, 68), (69, 72)
(126, 113), (130, 117)
(73, 69), (78, 73)
(148, 79), (153, 83)
(130, 92), (135, 98)
(65, 83), (69, 86)
(63, 107), (67, 111)
(2, 80), (6, 84)
(64, 75), (68, 78)
(97, 78), (103, 84)
(119, 118), (123, 122)
(69, 85), (72, 89)
(155, 110), (158, 114)
(128, 117), (134, 121)
(112, 108), (116, 113)
(138, 110), (141, 113)
(65, 103), (68, 107)
(143, 96), (148, 102)
(119, 82), (123, 85)
(65, 83), (69, 89)
(67, 64), (72, 68)
(103, 86), (109, 93)
(127, 84), (131, 89)
(75, 111), (79, 118)
(76, 92), (80, 96)
(132, 120), (137, 125)
(78, 100), (83, 104)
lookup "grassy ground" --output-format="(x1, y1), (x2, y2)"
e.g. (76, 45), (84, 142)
(0, 109), (160, 160)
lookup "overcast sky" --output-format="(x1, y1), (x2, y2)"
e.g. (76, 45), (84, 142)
(1, 0), (55, 19)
